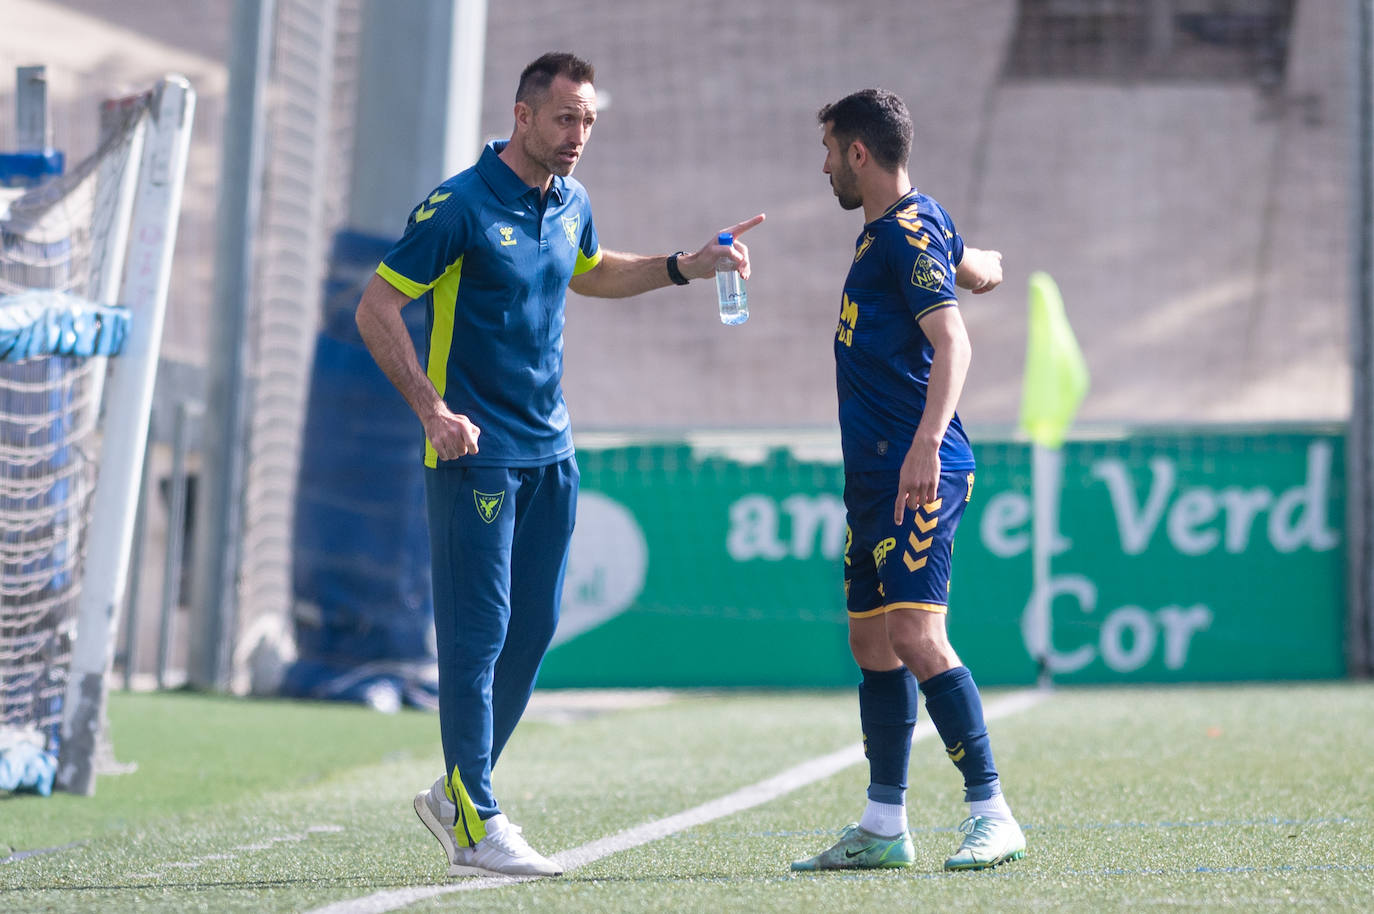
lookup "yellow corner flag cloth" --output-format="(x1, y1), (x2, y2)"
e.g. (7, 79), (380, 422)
(1018, 271), (1089, 449)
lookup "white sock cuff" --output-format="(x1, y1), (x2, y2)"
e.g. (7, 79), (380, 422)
(970, 793), (1014, 822)
(859, 800), (908, 838)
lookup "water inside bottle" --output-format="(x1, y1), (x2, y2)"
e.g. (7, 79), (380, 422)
(716, 270), (749, 326)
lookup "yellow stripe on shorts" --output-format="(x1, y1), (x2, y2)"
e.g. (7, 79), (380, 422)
(848, 601), (949, 618)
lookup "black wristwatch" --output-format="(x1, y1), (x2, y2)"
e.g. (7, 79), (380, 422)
(666, 251), (690, 285)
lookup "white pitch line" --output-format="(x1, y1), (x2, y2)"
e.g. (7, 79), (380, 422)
(306, 689), (1045, 914)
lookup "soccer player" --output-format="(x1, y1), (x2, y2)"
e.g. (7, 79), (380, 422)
(790, 89), (1025, 873)
(355, 51), (763, 878)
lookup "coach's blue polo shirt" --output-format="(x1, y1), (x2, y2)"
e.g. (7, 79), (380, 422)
(377, 140), (602, 468)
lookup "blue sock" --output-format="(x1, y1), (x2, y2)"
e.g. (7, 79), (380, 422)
(858, 666), (919, 804)
(919, 666), (1000, 802)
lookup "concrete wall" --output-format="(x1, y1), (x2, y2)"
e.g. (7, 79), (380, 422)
(475, 0), (1351, 429)
(0, 0), (1354, 430)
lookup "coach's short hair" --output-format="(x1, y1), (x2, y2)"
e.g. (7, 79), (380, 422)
(516, 52), (596, 107)
(817, 89), (912, 171)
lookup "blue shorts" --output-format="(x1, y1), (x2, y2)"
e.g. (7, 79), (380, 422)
(843, 469), (974, 618)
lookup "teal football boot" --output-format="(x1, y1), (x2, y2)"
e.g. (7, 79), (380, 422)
(791, 823), (915, 871)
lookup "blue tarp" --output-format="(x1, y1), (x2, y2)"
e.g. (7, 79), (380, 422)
(0, 741), (57, 796)
(0, 149), (65, 189)
(0, 290), (129, 361)
(281, 231), (438, 711)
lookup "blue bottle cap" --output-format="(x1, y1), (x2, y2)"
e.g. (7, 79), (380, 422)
(718, 232), (733, 246)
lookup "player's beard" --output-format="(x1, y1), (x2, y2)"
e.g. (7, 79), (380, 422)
(522, 128), (580, 178)
(829, 161), (862, 211)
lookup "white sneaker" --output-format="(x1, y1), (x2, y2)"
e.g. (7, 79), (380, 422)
(413, 776), (459, 865)
(450, 813), (563, 878)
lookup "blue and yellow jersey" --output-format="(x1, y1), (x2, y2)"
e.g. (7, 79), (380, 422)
(833, 189), (975, 473)
(377, 140), (602, 468)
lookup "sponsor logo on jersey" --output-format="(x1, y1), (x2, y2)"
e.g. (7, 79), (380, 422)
(911, 252), (946, 292)
(836, 293), (858, 347)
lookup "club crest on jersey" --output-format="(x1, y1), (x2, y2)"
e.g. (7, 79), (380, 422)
(854, 232), (875, 262)
(561, 214), (579, 248)
(474, 490), (505, 524)
(498, 225), (517, 247)
(911, 252), (946, 292)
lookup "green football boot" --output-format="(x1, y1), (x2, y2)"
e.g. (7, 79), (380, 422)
(790, 823), (915, 871)
(943, 815), (1027, 871)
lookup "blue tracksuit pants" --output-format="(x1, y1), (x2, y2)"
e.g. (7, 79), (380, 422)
(424, 457), (577, 842)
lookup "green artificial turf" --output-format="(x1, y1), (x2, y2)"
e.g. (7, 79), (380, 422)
(3, 683), (1372, 913)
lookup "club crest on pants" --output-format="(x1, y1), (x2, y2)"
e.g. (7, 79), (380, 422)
(474, 490), (505, 524)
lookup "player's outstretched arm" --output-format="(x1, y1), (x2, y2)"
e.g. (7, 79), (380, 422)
(355, 273), (480, 458)
(569, 213), (766, 299)
(956, 246), (1003, 294)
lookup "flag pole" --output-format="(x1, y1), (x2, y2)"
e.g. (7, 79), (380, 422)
(1018, 271), (1089, 692)
(1030, 442), (1062, 690)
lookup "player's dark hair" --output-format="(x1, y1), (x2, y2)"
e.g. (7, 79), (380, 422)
(516, 52), (596, 108)
(817, 89), (912, 171)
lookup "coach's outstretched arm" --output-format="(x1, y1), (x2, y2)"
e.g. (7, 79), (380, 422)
(569, 213), (765, 298)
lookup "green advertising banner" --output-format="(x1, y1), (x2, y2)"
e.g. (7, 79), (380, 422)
(539, 428), (1345, 688)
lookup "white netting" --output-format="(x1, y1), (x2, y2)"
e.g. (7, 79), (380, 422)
(0, 100), (148, 750)
(232, 0), (356, 694)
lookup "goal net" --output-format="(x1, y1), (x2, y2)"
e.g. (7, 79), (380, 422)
(0, 77), (194, 796)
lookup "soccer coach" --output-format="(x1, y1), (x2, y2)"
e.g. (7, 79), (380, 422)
(355, 51), (763, 878)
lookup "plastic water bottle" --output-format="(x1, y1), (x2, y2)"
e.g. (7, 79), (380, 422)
(715, 232), (748, 325)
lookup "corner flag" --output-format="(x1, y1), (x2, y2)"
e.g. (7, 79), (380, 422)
(1018, 271), (1089, 449)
